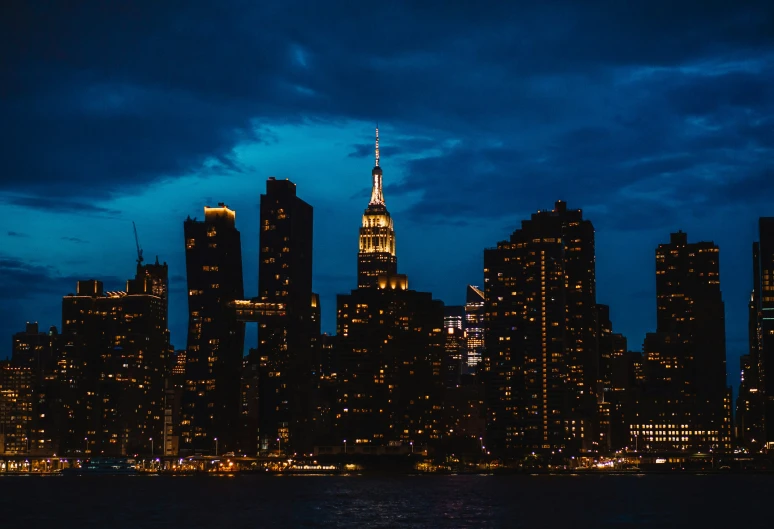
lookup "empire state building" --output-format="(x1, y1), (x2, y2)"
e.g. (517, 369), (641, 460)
(357, 127), (398, 288)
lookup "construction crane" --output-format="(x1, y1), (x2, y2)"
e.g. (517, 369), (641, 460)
(132, 221), (144, 266)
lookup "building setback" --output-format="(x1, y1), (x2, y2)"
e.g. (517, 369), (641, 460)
(182, 205), (245, 454)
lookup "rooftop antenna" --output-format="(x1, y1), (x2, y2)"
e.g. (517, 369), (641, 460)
(132, 221), (144, 266)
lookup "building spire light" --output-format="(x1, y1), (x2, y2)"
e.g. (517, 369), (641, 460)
(375, 125), (380, 167)
(369, 126), (385, 206)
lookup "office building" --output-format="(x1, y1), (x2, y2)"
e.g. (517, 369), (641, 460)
(256, 177), (318, 452)
(483, 200), (598, 455)
(465, 286), (485, 369)
(182, 204), (245, 454)
(336, 128), (444, 450)
(738, 218), (774, 451)
(0, 363), (33, 454)
(636, 231), (731, 451)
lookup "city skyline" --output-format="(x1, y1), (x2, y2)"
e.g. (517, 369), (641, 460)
(3, 2), (774, 397)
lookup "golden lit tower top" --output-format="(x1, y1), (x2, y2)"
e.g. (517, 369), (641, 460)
(369, 127), (384, 206)
(358, 126), (397, 288)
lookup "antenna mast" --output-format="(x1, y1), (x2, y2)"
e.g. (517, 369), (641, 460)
(132, 221), (144, 266)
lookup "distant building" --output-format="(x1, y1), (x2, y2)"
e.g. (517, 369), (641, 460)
(443, 326), (467, 388)
(444, 305), (465, 330)
(0, 362), (33, 454)
(182, 204), (245, 454)
(483, 201), (598, 455)
(635, 231), (731, 452)
(444, 305), (467, 384)
(11, 322), (56, 383)
(465, 286), (485, 370)
(738, 218), (774, 452)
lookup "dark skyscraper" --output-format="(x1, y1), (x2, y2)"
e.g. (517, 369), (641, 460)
(182, 204), (245, 454)
(742, 218), (774, 451)
(634, 231), (731, 451)
(357, 128), (398, 288)
(256, 177), (317, 452)
(483, 201), (598, 455)
(59, 272), (169, 456)
(336, 130), (444, 451)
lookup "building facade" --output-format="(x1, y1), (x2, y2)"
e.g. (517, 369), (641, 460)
(256, 177), (318, 453)
(335, 128), (444, 451)
(465, 286), (485, 370)
(637, 231), (731, 452)
(182, 204), (245, 454)
(483, 201), (598, 456)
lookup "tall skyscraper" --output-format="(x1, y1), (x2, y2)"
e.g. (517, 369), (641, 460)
(357, 128), (397, 288)
(740, 218), (774, 451)
(634, 231), (731, 451)
(465, 286), (485, 369)
(336, 128), (444, 450)
(483, 201), (598, 455)
(256, 177), (317, 452)
(182, 204), (245, 454)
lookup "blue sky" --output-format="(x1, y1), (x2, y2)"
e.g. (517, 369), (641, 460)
(2, 1), (773, 390)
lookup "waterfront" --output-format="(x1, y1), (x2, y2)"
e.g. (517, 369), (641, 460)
(0, 474), (770, 528)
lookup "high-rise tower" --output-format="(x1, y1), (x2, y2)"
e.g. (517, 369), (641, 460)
(744, 218), (774, 451)
(256, 177), (317, 452)
(182, 204), (245, 454)
(636, 231), (731, 451)
(483, 201), (598, 455)
(336, 129), (444, 450)
(357, 127), (398, 288)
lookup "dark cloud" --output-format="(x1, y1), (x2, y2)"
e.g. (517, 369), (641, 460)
(3, 195), (122, 216)
(2, 0), (772, 205)
(348, 144), (373, 159)
(61, 236), (88, 244)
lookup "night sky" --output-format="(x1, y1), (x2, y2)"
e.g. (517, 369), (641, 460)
(2, 2), (773, 392)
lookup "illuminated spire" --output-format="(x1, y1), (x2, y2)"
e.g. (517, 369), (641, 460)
(369, 126), (384, 205)
(375, 125), (380, 167)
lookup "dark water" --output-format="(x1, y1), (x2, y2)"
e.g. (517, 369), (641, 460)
(0, 474), (770, 528)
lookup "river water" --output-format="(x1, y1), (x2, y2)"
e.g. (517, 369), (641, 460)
(0, 473), (767, 528)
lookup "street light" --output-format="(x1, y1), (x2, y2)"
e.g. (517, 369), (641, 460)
(150, 437), (153, 457)
(410, 441), (414, 454)
(343, 439), (347, 454)
(214, 437), (219, 457)
(84, 437), (88, 455)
